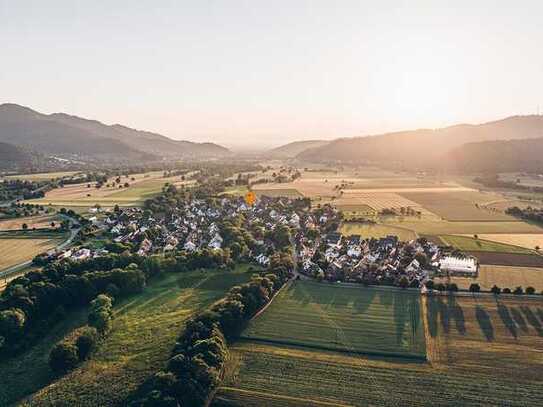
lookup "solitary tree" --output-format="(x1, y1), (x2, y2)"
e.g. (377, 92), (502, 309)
(526, 286), (536, 295)
(469, 283), (481, 293)
(21, 223), (28, 232)
(490, 285), (501, 295)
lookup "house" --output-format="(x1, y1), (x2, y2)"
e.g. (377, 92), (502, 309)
(208, 233), (224, 250)
(255, 253), (270, 266)
(184, 241), (197, 252)
(72, 248), (91, 261)
(138, 238), (153, 256)
(440, 256), (478, 277)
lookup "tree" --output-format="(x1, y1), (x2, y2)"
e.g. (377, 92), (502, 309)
(425, 280), (434, 290)
(526, 286), (536, 295)
(398, 276), (409, 289)
(75, 326), (98, 360)
(513, 286), (524, 295)
(22, 223), (28, 231)
(469, 283), (481, 293)
(490, 285), (501, 295)
(502, 287), (512, 294)
(0, 308), (26, 341)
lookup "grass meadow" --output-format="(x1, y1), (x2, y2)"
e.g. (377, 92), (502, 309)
(3, 267), (253, 406)
(340, 222), (417, 241)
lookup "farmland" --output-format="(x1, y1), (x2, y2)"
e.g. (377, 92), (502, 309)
(26, 171), (195, 208)
(253, 188), (303, 198)
(0, 231), (65, 272)
(215, 293), (543, 407)
(466, 233), (543, 250)
(439, 235), (535, 254)
(436, 265), (543, 291)
(340, 222), (417, 241)
(2, 171), (79, 181)
(0, 214), (59, 231)
(4, 266), (254, 406)
(242, 281), (426, 358)
(399, 191), (515, 221)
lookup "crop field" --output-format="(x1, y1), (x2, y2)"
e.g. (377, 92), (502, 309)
(214, 294), (543, 407)
(465, 233), (543, 250)
(8, 266), (254, 406)
(25, 172), (193, 208)
(399, 191), (515, 221)
(0, 232), (64, 271)
(338, 191), (429, 213)
(0, 214), (59, 231)
(340, 222), (417, 241)
(439, 235), (534, 254)
(2, 171), (79, 181)
(436, 265), (543, 291)
(467, 251), (543, 267)
(242, 281), (426, 358)
(486, 199), (541, 212)
(253, 188), (303, 198)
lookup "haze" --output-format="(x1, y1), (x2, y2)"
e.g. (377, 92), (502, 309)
(2, 0), (543, 149)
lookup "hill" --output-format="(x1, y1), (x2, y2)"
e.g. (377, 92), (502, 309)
(297, 116), (543, 170)
(0, 142), (33, 169)
(0, 104), (230, 163)
(446, 136), (543, 173)
(266, 140), (330, 158)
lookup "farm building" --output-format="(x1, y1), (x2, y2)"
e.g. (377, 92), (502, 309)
(440, 256), (478, 276)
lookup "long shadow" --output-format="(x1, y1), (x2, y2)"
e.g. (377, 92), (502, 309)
(521, 306), (543, 336)
(497, 303), (517, 339)
(426, 296), (439, 338)
(475, 305), (494, 341)
(447, 295), (466, 335)
(353, 288), (376, 315)
(536, 308), (543, 323)
(437, 296), (450, 334)
(393, 290), (408, 345)
(511, 307), (529, 333)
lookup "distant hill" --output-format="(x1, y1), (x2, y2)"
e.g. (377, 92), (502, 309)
(266, 140), (330, 158)
(0, 103), (230, 163)
(0, 142), (33, 169)
(446, 137), (543, 173)
(297, 116), (543, 170)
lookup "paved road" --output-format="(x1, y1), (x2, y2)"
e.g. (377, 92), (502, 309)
(0, 216), (80, 280)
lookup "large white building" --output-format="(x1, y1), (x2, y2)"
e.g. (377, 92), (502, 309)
(440, 256), (478, 276)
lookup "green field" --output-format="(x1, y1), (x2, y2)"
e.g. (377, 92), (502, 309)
(254, 188), (303, 198)
(242, 281), (426, 358)
(439, 235), (535, 254)
(215, 294), (543, 407)
(340, 222), (417, 241)
(2, 267), (253, 406)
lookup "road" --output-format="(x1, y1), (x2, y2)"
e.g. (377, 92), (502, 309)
(0, 215), (80, 282)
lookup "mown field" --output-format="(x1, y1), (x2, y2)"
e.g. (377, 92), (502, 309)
(0, 231), (65, 272)
(215, 293), (543, 407)
(467, 233), (543, 250)
(436, 265), (543, 291)
(2, 171), (79, 181)
(0, 214), (59, 231)
(399, 191), (514, 221)
(3, 267), (254, 406)
(253, 188), (303, 198)
(340, 222), (417, 241)
(242, 281), (426, 358)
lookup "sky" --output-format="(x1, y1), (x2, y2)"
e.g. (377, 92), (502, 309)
(1, 1), (543, 150)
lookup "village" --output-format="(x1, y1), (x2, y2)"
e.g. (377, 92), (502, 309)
(37, 194), (478, 290)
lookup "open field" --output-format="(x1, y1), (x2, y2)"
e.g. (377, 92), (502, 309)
(0, 232), (64, 271)
(0, 214), (59, 231)
(338, 191), (429, 213)
(439, 235), (535, 254)
(243, 281), (426, 358)
(5, 267), (254, 406)
(399, 191), (515, 221)
(486, 199), (542, 212)
(436, 265), (543, 291)
(467, 251), (543, 267)
(25, 172), (195, 208)
(464, 233), (543, 250)
(2, 171), (79, 181)
(340, 222), (417, 241)
(215, 294), (543, 407)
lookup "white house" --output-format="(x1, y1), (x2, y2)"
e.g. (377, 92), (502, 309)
(208, 233), (224, 250)
(184, 241), (197, 252)
(440, 256), (478, 276)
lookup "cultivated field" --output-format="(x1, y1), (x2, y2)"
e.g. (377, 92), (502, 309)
(338, 191), (428, 212)
(26, 172), (194, 208)
(399, 191), (515, 221)
(215, 293), (543, 407)
(243, 281), (426, 358)
(0, 215), (59, 231)
(253, 188), (303, 198)
(0, 232), (64, 271)
(436, 265), (543, 291)
(340, 222), (417, 241)
(5, 267), (254, 406)
(465, 233), (543, 250)
(439, 235), (534, 254)
(2, 171), (79, 181)
(467, 251), (543, 267)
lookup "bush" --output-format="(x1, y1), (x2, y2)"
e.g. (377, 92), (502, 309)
(502, 288), (512, 294)
(526, 286), (536, 295)
(513, 286), (524, 295)
(469, 283), (481, 293)
(49, 342), (79, 374)
(75, 326), (98, 360)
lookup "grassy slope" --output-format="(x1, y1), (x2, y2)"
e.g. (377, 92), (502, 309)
(9, 267), (253, 407)
(242, 281), (426, 358)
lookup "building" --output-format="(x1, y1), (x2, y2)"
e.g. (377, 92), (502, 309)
(440, 256), (478, 277)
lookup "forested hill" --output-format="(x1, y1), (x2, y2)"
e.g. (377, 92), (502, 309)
(296, 116), (543, 170)
(0, 142), (33, 169)
(266, 140), (330, 158)
(446, 137), (543, 173)
(0, 103), (230, 163)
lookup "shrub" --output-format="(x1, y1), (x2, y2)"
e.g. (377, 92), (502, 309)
(513, 286), (524, 295)
(49, 342), (79, 374)
(75, 326), (98, 360)
(469, 283), (481, 293)
(502, 288), (512, 294)
(490, 285), (501, 295)
(526, 286), (536, 295)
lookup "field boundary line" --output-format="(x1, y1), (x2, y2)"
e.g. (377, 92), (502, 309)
(249, 279), (292, 321)
(217, 386), (354, 407)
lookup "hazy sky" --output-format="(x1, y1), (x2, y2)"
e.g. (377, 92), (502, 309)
(2, 1), (543, 149)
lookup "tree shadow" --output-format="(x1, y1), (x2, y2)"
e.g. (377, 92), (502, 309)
(447, 295), (466, 335)
(510, 307), (528, 333)
(353, 288), (376, 315)
(426, 296), (439, 338)
(393, 290), (408, 345)
(521, 306), (543, 336)
(475, 305), (494, 341)
(536, 308), (543, 323)
(497, 303), (517, 339)
(437, 297), (450, 334)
